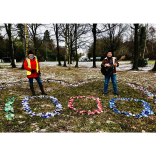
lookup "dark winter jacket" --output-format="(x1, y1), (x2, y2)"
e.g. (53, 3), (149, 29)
(101, 57), (119, 74)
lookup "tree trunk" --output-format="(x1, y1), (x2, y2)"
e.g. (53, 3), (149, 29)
(140, 26), (146, 58)
(70, 46), (72, 64)
(33, 35), (37, 56)
(92, 24), (97, 68)
(11, 39), (15, 66)
(132, 24), (139, 70)
(24, 23), (29, 56)
(56, 24), (61, 66)
(131, 47), (134, 63)
(130, 29), (134, 63)
(152, 41), (153, 53)
(142, 24), (148, 58)
(34, 40), (37, 56)
(67, 24), (71, 69)
(5, 24), (16, 68)
(21, 24), (28, 69)
(75, 24), (78, 67)
(63, 24), (67, 67)
(67, 25), (69, 65)
(21, 34), (26, 69)
(70, 32), (72, 64)
(21, 60), (25, 69)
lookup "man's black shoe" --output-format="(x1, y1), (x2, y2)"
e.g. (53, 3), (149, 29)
(102, 93), (107, 95)
(114, 93), (118, 95)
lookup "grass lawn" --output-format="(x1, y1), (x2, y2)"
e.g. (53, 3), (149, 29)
(0, 80), (155, 132)
(148, 61), (155, 65)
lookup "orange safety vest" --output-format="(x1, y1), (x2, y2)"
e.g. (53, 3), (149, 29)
(26, 57), (39, 75)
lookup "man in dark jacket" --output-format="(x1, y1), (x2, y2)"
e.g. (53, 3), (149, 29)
(101, 52), (119, 95)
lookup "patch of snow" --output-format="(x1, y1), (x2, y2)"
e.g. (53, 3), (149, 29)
(106, 120), (115, 124)
(40, 129), (47, 132)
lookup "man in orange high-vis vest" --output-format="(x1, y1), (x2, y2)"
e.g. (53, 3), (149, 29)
(24, 50), (47, 96)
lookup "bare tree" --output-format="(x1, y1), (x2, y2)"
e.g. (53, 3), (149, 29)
(59, 23), (90, 68)
(149, 26), (156, 71)
(143, 24), (148, 57)
(102, 24), (127, 56)
(53, 24), (61, 66)
(4, 24), (16, 68)
(57, 24), (68, 67)
(27, 24), (43, 55)
(146, 25), (156, 71)
(92, 24), (97, 68)
(74, 24), (78, 67)
(149, 26), (156, 53)
(16, 23), (26, 68)
(129, 24), (135, 62)
(24, 24), (29, 56)
(87, 24), (121, 67)
(139, 25), (146, 58)
(72, 24), (91, 67)
(132, 24), (139, 70)
(64, 24), (68, 67)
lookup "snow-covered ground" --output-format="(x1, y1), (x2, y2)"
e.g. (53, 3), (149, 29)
(0, 61), (154, 69)
(0, 61), (156, 92)
(41, 61), (155, 71)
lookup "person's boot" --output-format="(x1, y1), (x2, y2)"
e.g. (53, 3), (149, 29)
(102, 92), (107, 96)
(30, 86), (36, 96)
(39, 85), (47, 95)
(114, 93), (118, 96)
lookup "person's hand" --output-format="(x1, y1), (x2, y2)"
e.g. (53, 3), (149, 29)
(113, 63), (117, 66)
(31, 69), (36, 73)
(105, 63), (110, 67)
(37, 71), (41, 76)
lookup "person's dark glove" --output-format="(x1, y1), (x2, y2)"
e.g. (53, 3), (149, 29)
(31, 69), (36, 73)
(37, 71), (41, 76)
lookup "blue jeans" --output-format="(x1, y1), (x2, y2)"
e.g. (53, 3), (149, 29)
(104, 73), (117, 93)
(29, 77), (42, 87)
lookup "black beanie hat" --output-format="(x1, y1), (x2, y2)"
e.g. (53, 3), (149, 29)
(107, 51), (112, 54)
(28, 50), (33, 55)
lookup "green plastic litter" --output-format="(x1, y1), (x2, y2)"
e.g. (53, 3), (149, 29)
(5, 106), (13, 111)
(5, 97), (15, 120)
(6, 97), (15, 102)
(6, 101), (13, 105)
(8, 113), (14, 117)
(5, 116), (13, 120)
(5, 113), (14, 120)
(6, 98), (10, 101)
(5, 104), (11, 107)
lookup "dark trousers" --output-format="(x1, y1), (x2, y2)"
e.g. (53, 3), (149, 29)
(28, 77), (42, 87)
(104, 73), (117, 93)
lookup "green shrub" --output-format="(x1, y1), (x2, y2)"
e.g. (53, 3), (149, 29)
(138, 58), (148, 67)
